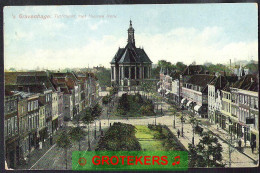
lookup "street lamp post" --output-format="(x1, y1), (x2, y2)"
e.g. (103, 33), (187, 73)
(181, 116), (184, 137)
(94, 121), (96, 139)
(99, 119), (101, 132)
(173, 111), (176, 129)
(192, 124), (195, 146)
(107, 108), (109, 126)
(88, 125), (90, 149)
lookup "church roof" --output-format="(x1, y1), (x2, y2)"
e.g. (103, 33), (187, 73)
(111, 42), (152, 64)
(111, 21), (152, 64)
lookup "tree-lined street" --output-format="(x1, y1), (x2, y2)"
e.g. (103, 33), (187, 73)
(27, 92), (258, 169)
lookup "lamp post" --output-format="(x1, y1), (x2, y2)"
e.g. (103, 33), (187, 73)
(173, 112), (176, 129)
(99, 118), (101, 132)
(88, 124), (90, 149)
(107, 108), (109, 126)
(181, 116), (184, 137)
(94, 121), (96, 139)
(192, 123), (195, 146)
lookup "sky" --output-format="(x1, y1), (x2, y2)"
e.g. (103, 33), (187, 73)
(4, 3), (258, 70)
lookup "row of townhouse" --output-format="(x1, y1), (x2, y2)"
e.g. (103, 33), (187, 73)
(158, 65), (259, 149)
(4, 71), (99, 169)
(159, 65), (209, 116)
(208, 73), (259, 149)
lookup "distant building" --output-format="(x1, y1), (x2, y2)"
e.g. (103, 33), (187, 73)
(110, 20), (152, 88)
(179, 65), (205, 105)
(181, 74), (215, 117)
(231, 74), (259, 149)
(4, 90), (20, 169)
(208, 74), (229, 124)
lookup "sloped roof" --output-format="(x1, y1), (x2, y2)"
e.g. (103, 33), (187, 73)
(51, 72), (79, 83)
(232, 74), (258, 92)
(111, 42), (152, 64)
(187, 74), (215, 88)
(51, 77), (76, 93)
(209, 75), (228, 90)
(16, 75), (55, 91)
(5, 71), (47, 85)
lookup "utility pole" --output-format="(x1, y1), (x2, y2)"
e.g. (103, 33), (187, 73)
(181, 116), (184, 137)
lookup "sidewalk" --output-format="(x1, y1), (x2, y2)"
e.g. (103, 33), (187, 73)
(205, 121), (259, 161)
(16, 134), (58, 170)
(162, 100), (258, 167)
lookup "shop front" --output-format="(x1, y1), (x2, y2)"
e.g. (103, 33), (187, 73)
(52, 117), (59, 134)
(250, 129), (259, 150)
(5, 137), (19, 169)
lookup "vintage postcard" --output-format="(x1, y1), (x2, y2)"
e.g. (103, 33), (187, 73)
(3, 3), (258, 170)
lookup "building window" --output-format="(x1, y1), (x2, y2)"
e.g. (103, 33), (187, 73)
(15, 116), (17, 133)
(28, 102), (30, 112)
(4, 120), (7, 137)
(11, 117), (14, 135)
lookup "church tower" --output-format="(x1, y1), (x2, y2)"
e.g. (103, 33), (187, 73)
(127, 20), (135, 46)
(111, 20), (152, 88)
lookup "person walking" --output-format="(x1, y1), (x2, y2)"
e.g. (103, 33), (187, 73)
(250, 140), (254, 153)
(238, 140), (242, 151)
(177, 129), (180, 138)
(253, 139), (256, 153)
(50, 135), (53, 145)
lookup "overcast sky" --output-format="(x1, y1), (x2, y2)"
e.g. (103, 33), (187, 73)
(4, 3), (258, 70)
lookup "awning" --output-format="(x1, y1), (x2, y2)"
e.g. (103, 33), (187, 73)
(186, 100), (192, 107)
(194, 105), (202, 112)
(181, 98), (187, 104)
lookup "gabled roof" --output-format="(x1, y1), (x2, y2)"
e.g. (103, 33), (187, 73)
(16, 75), (55, 92)
(5, 71), (47, 85)
(186, 74), (215, 87)
(232, 74), (258, 92)
(111, 42), (152, 64)
(51, 72), (79, 83)
(51, 77), (76, 94)
(209, 75), (228, 90)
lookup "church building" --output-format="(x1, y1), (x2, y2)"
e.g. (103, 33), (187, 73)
(110, 20), (153, 87)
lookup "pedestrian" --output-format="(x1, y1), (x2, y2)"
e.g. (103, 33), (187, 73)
(253, 139), (256, 152)
(177, 129), (180, 138)
(50, 135), (53, 145)
(238, 140), (242, 151)
(250, 140), (254, 153)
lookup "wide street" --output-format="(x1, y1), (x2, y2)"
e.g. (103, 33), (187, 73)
(28, 93), (258, 169)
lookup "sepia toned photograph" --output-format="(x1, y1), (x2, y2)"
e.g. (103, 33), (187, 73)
(3, 3), (259, 170)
